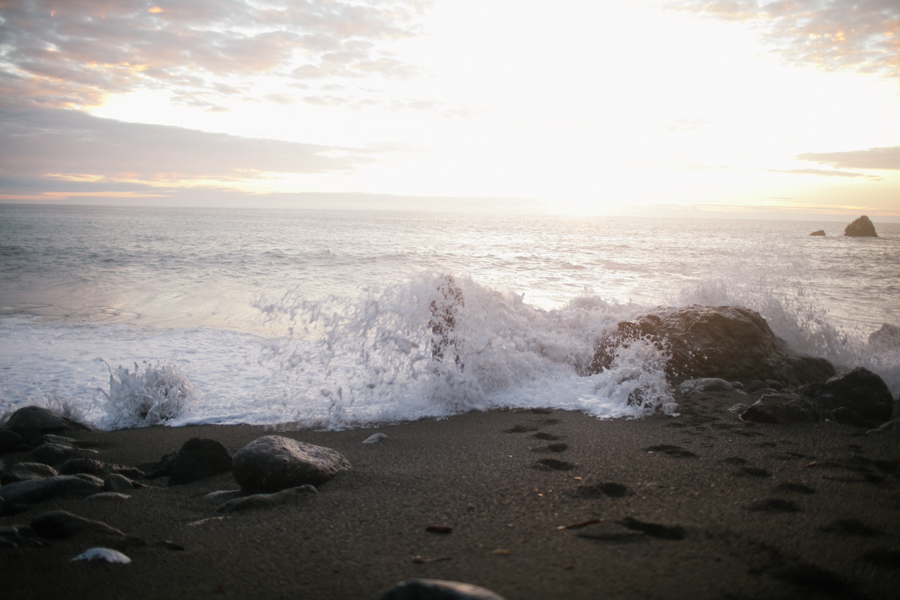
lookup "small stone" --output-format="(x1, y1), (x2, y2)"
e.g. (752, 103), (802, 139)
(867, 420), (900, 435)
(215, 485), (316, 513)
(363, 433), (388, 444)
(0, 525), (47, 548)
(103, 473), (135, 492)
(32, 442), (98, 465)
(0, 475), (103, 505)
(168, 438), (233, 486)
(678, 378), (733, 395)
(145, 451), (179, 479)
(84, 492), (131, 502)
(380, 579), (507, 600)
(1, 462), (58, 485)
(71, 548), (131, 564)
(31, 510), (125, 538)
(232, 435), (350, 491)
(202, 490), (241, 502)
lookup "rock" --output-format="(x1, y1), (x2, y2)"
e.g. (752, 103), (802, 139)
(0, 406), (92, 442)
(381, 579), (507, 600)
(739, 394), (821, 424)
(363, 433), (388, 444)
(869, 324), (900, 351)
(867, 420), (900, 435)
(202, 489), (241, 502)
(591, 305), (835, 386)
(31, 510), (125, 538)
(232, 436), (351, 491)
(0, 525), (47, 548)
(844, 215), (877, 237)
(71, 548), (131, 564)
(809, 230), (826, 236)
(32, 441), (98, 465)
(215, 485), (316, 513)
(145, 451), (179, 479)
(1, 462), (58, 485)
(168, 438), (233, 486)
(0, 475), (103, 506)
(84, 492), (131, 502)
(799, 367), (893, 424)
(103, 473), (136, 492)
(0, 430), (24, 452)
(60, 458), (145, 479)
(678, 378), (733, 395)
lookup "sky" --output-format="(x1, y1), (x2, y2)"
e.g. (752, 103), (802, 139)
(1, 0), (899, 218)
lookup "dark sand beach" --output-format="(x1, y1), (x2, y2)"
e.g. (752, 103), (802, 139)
(2, 389), (899, 600)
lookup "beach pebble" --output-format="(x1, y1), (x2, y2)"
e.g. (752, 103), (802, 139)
(0, 474), (103, 505)
(71, 547), (131, 564)
(215, 485), (316, 513)
(1, 462), (58, 485)
(104, 473), (136, 492)
(60, 458), (145, 479)
(867, 419), (900, 435)
(31, 510), (125, 539)
(232, 435), (351, 491)
(84, 492), (131, 502)
(202, 489), (242, 502)
(363, 433), (388, 444)
(168, 438), (233, 486)
(380, 579), (507, 600)
(32, 441), (98, 465)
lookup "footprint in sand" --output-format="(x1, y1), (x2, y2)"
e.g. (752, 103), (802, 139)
(573, 482), (631, 499)
(774, 483), (815, 495)
(533, 458), (576, 471)
(735, 467), (772, 478)
(820, 518), (880, 537)
(746, 498), (801, 512)
(504, 424), (539, 434)
(531, 443), (568, 453)
(532, 432), (561, 441)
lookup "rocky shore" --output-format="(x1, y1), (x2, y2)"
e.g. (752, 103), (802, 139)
(2, 303), (899, 599)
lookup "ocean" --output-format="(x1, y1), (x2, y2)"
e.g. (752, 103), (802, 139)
(1, 204), (898, 430)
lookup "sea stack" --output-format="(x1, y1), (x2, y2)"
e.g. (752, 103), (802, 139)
(844, 215), (877, 237)
(809, 230), (825, 236)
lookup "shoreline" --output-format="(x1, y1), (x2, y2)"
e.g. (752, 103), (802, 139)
(2, 388), (899, 599)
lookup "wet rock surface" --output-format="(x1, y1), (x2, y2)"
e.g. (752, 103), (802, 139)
(0, 406), (92, 442)
(232, 435), (351, 491)
(0, 475), (104, 506)
(1, 462), (58, 485)
(168, 438), (233, 485)
(799, 367), (894, 424)
(591, 305), (835, 386)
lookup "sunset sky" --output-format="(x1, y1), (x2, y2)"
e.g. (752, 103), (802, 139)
(1, 0), (899, 218)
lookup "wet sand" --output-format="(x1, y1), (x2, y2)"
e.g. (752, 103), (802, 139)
(2, 389), (899, 600)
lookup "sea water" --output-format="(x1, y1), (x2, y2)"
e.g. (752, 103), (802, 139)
(1, 204), (898, 430)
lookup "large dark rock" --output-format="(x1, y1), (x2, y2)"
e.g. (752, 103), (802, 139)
(799, 367), (894, 424)
(844, 215), (877, 237)
(591, 305), (835, 386)
(0, 475), (103, 505)
(30, 510), (124, 539)
(381, 579), (507, 600)
(0, 430), (24, 452)
(0, 462), (58, 485)
(232, 436), (351, 491)
(869, 324), (900, 351)
(168, 438), (233, 486)
(0, 406), (91, 442)
(809, 230), (826, 236)
(739, 394), (821, 424)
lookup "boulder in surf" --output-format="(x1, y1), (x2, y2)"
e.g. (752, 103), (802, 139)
(591, 305), (835, 386)
(844, 215), (877, 237)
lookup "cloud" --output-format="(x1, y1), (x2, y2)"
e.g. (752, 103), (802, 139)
(765, 168), (865, 177)
(670, 0), (900, 80)
(0, 99), (377, 184)
(796, 146), (900, 170)
(0, 0), (433, 108)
